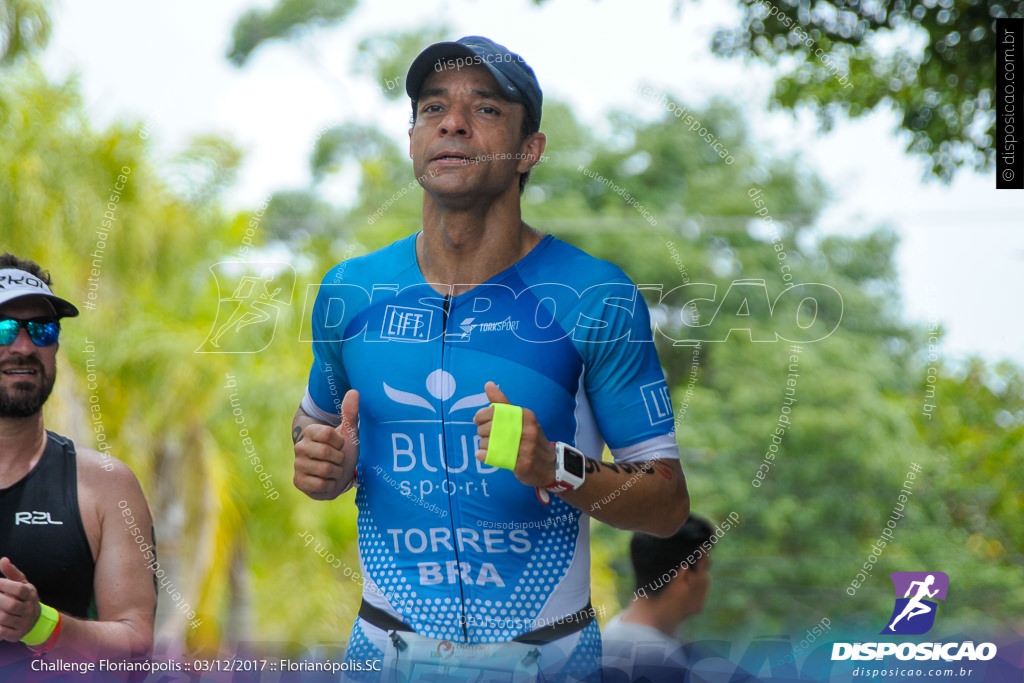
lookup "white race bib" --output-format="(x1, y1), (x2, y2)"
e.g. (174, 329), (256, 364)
(382, 630), (542, 683)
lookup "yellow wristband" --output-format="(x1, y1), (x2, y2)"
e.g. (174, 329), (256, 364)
(21, 603), (59, 647)
(485, 404), (523, 470)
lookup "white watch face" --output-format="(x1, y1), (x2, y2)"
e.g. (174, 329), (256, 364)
(557, 443), (586, 487)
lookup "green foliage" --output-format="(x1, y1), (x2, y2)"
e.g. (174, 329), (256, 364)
(257, 189), (348, 242)
(226, 0), (357, 66)
(169, 134), (245, 207)
(355, 26), (451, 101)
(915, 359), (1024, 570)
(310, 122), (400, 181)
(0, 0), (51, 65)
(712, 0), (1024, 182)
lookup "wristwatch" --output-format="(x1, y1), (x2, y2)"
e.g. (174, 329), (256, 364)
(546, 442), (587, 493)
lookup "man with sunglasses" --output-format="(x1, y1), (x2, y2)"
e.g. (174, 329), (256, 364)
(0, 254), (156, 668)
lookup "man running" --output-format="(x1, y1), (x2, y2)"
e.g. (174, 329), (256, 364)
(292, 36), (689, 680)
(887, 574), (939, 632)
(0, 254), (156, 668)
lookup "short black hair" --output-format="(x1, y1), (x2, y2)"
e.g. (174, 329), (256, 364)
(409, 65), (540, 195)
(630, 515), (714, 596)
(0, 253), (51, 285)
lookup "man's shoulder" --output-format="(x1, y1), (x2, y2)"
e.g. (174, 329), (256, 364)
(65, 437), (144, 496)
(601, 615), (645, 642)
(602, 615), (681, 650)
(525, 236), (633, 290)
(602, 615), (690, 673)
(319, 233), (418, 288)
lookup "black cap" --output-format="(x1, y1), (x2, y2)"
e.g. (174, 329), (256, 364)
(406, 36), (543, 129)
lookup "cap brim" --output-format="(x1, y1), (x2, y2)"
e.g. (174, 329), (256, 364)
(0, 291), (79, 318)
(46, 295), (79, 318)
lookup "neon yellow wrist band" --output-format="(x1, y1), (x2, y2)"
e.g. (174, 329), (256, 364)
(485, 404), (523, 470)
(21, 603), (59, 647)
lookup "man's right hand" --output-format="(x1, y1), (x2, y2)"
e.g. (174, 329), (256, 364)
(293, 390), (360, 500)
(0, 557), (42, 643)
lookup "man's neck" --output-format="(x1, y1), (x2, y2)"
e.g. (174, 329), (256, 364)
(418, 194), (543, 296)
(618, 599), (683, 639)
(0, 414), (47, 487)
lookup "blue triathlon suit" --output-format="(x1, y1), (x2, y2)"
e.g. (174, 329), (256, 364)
(302, 232), (679, 675)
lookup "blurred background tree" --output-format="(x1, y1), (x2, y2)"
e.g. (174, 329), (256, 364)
(529, 0), (1024, 182)
(709, 0), (1024, 182)
(1, 0), (1019, 660)
(0, 0), (50, 64)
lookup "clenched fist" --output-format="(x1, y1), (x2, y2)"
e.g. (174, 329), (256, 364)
(0, 558), (42, 643)
(293, 390), (360, 500)
(473, 382), (556, 488)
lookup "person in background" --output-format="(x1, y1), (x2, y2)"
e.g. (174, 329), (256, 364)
(0, 254), (156, 671)
(603, 514), (757, 682)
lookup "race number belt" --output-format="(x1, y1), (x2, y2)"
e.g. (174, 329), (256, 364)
(358, 599), (595, 645)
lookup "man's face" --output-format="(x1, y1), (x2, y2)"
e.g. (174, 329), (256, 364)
(0, 297), (58, 418)
(409, 63), (543, 203)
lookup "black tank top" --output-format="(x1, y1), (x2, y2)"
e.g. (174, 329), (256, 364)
(0, 430), (96, 618)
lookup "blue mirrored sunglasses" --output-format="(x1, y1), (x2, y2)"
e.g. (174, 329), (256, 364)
(0, 318), (61, 346)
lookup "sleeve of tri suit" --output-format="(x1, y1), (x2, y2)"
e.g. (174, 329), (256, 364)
(578, 276), (680, 465)
(300, 268), (353, 426)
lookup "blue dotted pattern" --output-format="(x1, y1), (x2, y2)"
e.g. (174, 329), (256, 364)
(564, 620), (602, 679)
(344, 618), (384, 682)
(468, 498), (581, 642)
(356, 486), (583, 643)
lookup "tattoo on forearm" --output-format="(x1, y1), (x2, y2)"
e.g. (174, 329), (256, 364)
(292, 426), (303, 444)
(585, 460), (648, 474)
(584, 459), (673, 480)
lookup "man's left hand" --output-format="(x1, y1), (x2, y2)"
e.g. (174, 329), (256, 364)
(474, 382), (557, 488)
(0, 558), (41, 642)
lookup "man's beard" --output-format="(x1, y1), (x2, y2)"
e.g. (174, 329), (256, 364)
(0, 361), (55, 418)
